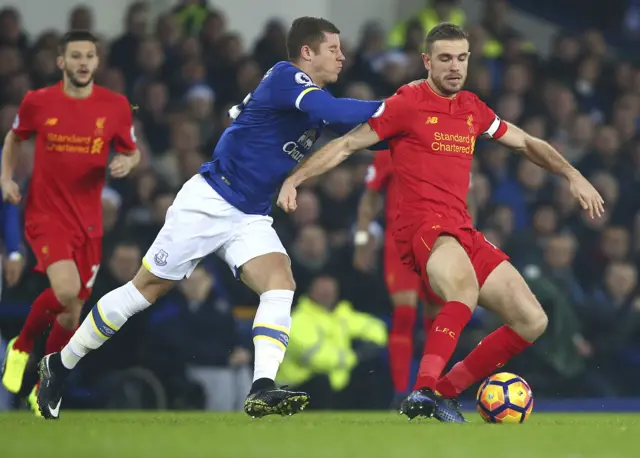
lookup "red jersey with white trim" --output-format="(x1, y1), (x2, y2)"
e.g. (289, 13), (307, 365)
(368, 81), (506, 230)
(12, 82), (136, 238)
(364, 149), (398, 229)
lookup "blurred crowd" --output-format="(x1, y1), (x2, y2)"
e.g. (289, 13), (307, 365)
(0, 0), (640, 410)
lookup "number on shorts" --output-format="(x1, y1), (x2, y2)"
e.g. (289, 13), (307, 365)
(86, 264), (100, 289)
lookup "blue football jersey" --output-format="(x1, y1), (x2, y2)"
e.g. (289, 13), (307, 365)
(200, 61), (382, 215)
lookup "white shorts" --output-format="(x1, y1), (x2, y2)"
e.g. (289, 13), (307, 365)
(142, 174), (287, 280)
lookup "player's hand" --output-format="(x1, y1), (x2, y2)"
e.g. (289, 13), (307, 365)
(4, 254), (25, 287)
(1, 178), (21, 204)
(277, 180), (297, 213)
(229, 347), (252, 367)
(353, 246), (375, 273)
(567, 171), (604, 219)
(109, 155), (135, 178)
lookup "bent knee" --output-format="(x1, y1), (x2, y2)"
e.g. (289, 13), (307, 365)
(512, 295), (548, 342)
(267, 268), (296, 292)
(526, 306), (548, 340)
(51, 282), (82, 306)
(240, 253), (296, 294)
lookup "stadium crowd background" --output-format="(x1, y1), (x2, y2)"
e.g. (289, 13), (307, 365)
(0, 0), (640, 411)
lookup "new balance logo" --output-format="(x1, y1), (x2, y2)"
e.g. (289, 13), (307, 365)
(44, 118), (58, 126)
(426, 116), (438, 124)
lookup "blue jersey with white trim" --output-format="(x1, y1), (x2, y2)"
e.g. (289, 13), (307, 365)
(199, 61), (382, 215)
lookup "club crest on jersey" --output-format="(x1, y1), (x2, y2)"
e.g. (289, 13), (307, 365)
(95, 117), (106, 136)
(154, 249), (168, 266)
(467, 115), (476, 135)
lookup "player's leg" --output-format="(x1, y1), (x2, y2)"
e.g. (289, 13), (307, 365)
(37, 175), (219, 419)
(436, 260), (548, 399)
(37, 266), (167, 418)
(388, 290), (418, 398)
(413, 235), (478, 391)
(2, 234), (77, 394)
(218, 217), (309, 417)
(399, 230), (478, 422)
(384, 239), (420, 400)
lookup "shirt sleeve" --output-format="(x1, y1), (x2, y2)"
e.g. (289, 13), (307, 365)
(12, 91), (37, 140)
(112, 97), (137, 154)
(365, 150), (392, 192)
(476, 99), (507, 140)
(367, 92), (410, 140)
(272, 66), (383, 125)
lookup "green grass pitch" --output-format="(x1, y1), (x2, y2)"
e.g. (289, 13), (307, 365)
(0, 411), (638, 458)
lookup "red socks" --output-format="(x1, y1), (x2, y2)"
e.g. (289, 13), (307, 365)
(45, 321), (77, 354)
(436, 325), (532, 398)
(389, 306), (416, 394)
(14, 288), (65, 353)
(414, 301), (472, 391)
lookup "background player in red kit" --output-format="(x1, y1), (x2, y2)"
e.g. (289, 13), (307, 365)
(278, 23), (604, 423)
(353, 149), (439, 404)
(0, 30), (140, 411)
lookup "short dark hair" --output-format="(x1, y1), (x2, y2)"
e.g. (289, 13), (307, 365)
(425, 22), (468, 53)
(58, 30), (98, 55)
(286, 17), (340, 60)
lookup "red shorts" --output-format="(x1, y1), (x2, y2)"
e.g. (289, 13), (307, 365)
(394, 222), (509, 305)
(384, 236), (422, 296)
(25, 222), (102, 300)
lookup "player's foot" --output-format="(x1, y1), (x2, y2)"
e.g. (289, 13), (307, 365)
(37, 353), (69, 420)
(244, 380), (310, 418)
(27, 385), (42, 418)
(1, 337), (30, 393)
(399, 388), (437, 420)
(433, 396), (467, 423)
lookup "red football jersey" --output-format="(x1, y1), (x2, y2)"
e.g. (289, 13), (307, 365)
(368, 81), (506, 230)
(12, 82), (137, 238)
(364, 149), (398, 230)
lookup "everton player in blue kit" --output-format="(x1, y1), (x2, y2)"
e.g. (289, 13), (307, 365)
(37, 17), (383, 419)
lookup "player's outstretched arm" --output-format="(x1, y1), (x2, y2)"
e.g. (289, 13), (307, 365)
(497, 122), (605, 219)
(277, 123), (380, 212)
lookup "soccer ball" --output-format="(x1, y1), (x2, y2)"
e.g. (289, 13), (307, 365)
(476, 372), (533, 424)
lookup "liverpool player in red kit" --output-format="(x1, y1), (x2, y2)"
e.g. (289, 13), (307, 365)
(278, 23), (604, 422)
(1, 31), (140, 412)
